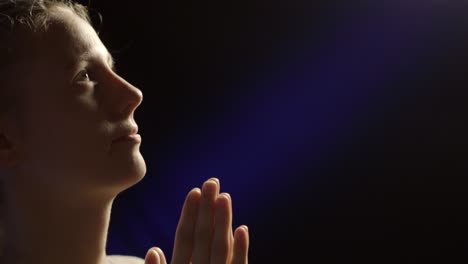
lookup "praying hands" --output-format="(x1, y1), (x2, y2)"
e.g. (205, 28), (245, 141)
(144, 178), (249, 264)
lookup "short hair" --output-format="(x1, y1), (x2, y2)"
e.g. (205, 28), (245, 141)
(0, 0), (92, 115)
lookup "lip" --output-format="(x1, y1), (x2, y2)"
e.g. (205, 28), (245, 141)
(112, 125), (139, 142)
(113, 133), (142, 144)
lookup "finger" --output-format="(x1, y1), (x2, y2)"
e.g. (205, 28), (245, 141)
(231, 226), (249, 264)
(155, 247), (168, 264)
(227, 197), (234, 262)
(192, 178), (220, 264)
(145, 247), (160, 264)
(210, 193), (232, 264)
(171, 188), (202, 264)
(228, 210), (235, 262)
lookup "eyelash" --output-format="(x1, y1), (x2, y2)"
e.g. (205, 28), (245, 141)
(74, 61), (116, 85)
(77, 70), (91, 81)
(76, 70), (98, 85)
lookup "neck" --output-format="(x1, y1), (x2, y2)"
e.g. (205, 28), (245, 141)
(1, 185), (114, 264)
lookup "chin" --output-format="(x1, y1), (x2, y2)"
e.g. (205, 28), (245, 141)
(96, 152), (147, 192)
(115, 154), (147, 187)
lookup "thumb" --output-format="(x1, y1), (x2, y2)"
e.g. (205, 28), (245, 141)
(145, 247), (161, 264)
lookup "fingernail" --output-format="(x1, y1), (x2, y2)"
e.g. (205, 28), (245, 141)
(243, 225), (249, 232)
(218, 192), (230, 201)
(146, 247), (160, 262)
(186, 188), (199, 198)
(154, 248), (161, 262)
(209, 177), (219, 185)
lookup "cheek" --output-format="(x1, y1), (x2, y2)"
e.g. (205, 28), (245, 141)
(19, 97), (80, 163)
(20, 81), (75, 145)
(20, 116), (108, 179)
(18, 79), (108, 169)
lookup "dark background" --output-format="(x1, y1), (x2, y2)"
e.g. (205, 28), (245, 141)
(81, 0), (468, 263)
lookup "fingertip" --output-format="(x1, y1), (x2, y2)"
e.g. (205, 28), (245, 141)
(242, 225), (248, 233)
(203, 178), (218, 190)
(215, 193), (232, 218)
(154, 247), (164, 254)
(232, 225), (250, 264)
(155, 247), (168, 264)
(218, 192), (231, 202)
(209, 177), (220, 185)
(235, 225), (249, 241)
(201, 178), (220, 198)
(145, 247), (160, 264)
(186, 187), (201, 200)
(190, 187), (201, 194)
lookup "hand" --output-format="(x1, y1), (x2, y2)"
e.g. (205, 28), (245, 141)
(144, 178), (249, 264)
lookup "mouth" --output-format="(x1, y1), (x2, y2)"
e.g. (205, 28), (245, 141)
(113, 133), (142, 144)
(112, 125), (141, 144)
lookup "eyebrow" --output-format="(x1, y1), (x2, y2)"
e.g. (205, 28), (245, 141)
(69, 50), (117, 72)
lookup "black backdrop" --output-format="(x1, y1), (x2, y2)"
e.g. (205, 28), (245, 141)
(78, 1), (468, 263)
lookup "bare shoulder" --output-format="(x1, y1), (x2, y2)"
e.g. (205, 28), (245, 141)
(107, 255), (145, 264)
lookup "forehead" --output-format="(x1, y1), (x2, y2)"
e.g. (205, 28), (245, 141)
(30, 8), (109, 69)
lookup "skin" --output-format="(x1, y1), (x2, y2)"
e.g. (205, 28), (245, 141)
(0, 6), (248, 264)
(144, 178), (250, 264)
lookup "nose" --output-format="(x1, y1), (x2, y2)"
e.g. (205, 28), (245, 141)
(107, 74), (143, 120)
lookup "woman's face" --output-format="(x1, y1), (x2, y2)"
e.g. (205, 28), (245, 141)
(6, 8), (146, 201)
